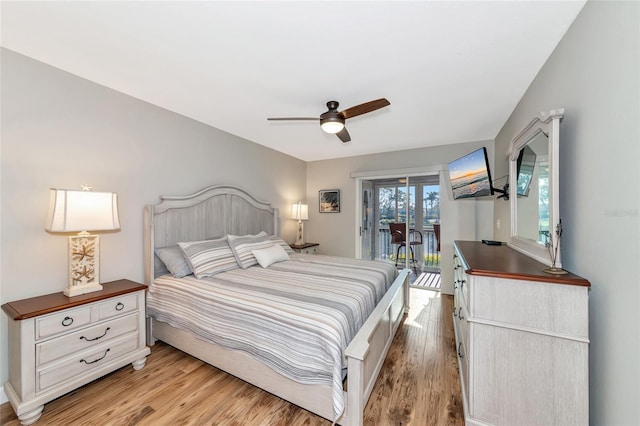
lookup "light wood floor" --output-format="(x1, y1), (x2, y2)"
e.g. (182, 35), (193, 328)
(1, 289), (463, 426)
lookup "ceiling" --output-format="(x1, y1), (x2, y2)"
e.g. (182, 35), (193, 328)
(0, 1), (585, 162)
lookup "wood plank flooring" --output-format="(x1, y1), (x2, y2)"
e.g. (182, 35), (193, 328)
(1, 289), (463, 426)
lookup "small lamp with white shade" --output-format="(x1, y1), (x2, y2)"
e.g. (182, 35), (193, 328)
(45, 187), (120, 297)
(290, 202), (309, 246)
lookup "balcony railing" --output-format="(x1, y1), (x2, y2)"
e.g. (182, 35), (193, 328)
(378, 225), (441, 272)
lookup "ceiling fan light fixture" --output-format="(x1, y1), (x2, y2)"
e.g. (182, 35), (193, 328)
(320, 117), (345, 134)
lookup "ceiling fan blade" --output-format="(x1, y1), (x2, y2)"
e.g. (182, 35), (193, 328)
(267, 117), (319, 121)
(339, 98), (390, 120)
(336, 127), (351, 143)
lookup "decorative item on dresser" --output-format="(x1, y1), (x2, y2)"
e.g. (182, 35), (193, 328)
(543, 219), (568, 274)
(289, 242), (319, 254)
(45, 187), (120, 297)
(290, 202), (309, 245)
(1, 279), (150, 426)
(452, 240), (590, 426)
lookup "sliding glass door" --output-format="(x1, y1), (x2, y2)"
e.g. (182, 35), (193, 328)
(366, 175), (440, 273)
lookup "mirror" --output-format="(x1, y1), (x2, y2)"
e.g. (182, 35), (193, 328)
(508, 109), (563, 267)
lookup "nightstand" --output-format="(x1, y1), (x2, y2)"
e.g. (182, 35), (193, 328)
(290, 242), (319, 254)
(1, 279), (150, 426)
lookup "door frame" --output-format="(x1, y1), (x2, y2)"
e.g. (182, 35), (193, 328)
(352, 165), (445, 261)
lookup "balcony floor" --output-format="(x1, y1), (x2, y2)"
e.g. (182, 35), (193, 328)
(411, 271), (441, 290)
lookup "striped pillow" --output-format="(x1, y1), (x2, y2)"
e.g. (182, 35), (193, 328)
(269, 236), (295, 255)
(227, 232), (273, 269)
(178, 237), (239, 279)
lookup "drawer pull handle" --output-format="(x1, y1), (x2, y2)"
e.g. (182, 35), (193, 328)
(61, 316), (74, 327)
(115, 302), (125, 311)
(80, 349), (110, 365)
(80, 327), (111, 342)
(458, 342), (464, 358)
(458, 307), (464, 320)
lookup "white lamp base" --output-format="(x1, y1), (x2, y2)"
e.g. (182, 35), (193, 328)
(294, 220), (305, 246)
(64, 282), (104, 297)
(66, 233), (103, 297)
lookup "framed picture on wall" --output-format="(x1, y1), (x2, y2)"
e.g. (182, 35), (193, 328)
(319, 189), (340, 213)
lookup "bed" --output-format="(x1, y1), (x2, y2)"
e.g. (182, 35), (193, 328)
(144, 185), (409, 425)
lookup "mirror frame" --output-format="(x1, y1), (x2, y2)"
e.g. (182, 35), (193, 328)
(507, 108), (564, 267)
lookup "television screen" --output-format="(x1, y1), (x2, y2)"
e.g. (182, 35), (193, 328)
(516, 145), (536, 196)
(448, 147), (494, 199)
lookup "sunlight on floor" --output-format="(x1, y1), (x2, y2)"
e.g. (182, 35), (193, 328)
(405, 287), (440, 329)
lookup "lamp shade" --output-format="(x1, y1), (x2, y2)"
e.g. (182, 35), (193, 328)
(46, 189), (120, 232)
(291, 203), (309, 221)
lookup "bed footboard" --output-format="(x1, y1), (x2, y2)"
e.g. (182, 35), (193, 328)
(340, 269), (410, 426)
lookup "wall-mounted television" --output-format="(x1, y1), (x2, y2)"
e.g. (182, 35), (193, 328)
(448, 147), (494, 200)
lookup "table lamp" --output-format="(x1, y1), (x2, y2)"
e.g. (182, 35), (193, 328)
(45, 187), (120, 297)
(291, 202), (308, 246)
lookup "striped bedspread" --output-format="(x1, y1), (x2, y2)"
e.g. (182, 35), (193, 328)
(147, 254), (397, 420)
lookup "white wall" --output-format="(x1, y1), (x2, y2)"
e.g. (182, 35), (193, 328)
(0, 49), (307, 389)
(493, 2), (639, 424)
(306, 140), (496, 295)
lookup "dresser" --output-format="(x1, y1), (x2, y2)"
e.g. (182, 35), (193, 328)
(2, 279), (150, 426)
(453, 241), (590, 426)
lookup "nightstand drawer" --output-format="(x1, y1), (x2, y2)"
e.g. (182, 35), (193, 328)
(36, 313), (139, 366)
(37, 334), (139, 392)
(98, 293), (138, 320)
(36, 305), (92, 340)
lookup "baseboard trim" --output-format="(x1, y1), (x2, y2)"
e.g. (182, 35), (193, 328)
(1, 385), (8, 404)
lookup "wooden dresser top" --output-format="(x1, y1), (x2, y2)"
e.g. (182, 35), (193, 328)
(1, 279), (147, 321)
(454, 241), (590, 287)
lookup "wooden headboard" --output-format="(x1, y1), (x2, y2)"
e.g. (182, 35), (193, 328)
(144, 185), (280, 284)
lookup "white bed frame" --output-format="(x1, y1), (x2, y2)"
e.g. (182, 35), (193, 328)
(144, 185), (409, 426)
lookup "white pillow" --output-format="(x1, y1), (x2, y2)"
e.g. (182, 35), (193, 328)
(252, 244), (289, 268)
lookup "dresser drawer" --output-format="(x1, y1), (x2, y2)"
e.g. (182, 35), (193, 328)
(455, 301), (470, 355)
(453, 310), (470, 405)
(453, 255), (469, 308)
(36, 305), (92, 340)
(457, 336), (469, 402)
(36, 313), (139, 366)
(37, 334), (139, 392)
(98, 293), (138, 320)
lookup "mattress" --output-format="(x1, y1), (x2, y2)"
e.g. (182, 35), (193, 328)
(146, 254), (397, 420)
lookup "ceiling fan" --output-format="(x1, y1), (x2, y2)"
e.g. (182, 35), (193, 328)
(267, 98), (390, 143)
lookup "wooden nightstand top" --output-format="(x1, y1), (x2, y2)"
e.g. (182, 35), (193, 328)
(289, 242), (319, 250)
(1, 279), (147, 321)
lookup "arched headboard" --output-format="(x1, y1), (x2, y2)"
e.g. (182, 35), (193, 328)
(144, 185), (280, 284)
